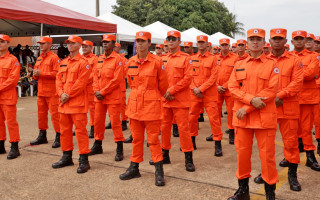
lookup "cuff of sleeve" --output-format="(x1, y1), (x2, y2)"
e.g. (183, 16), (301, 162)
(198, 86), (205, 93)
(277, 91), (286, 99)
(243, 94), (255, 105)
(168, 87), (176, 95)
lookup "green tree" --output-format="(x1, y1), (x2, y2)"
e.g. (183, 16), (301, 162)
(112, 0), (244, 36)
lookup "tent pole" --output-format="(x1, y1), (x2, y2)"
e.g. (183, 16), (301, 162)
(40, 23), (43, 37)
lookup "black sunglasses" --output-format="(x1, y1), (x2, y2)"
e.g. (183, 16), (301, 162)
(166, 37), (178, 42)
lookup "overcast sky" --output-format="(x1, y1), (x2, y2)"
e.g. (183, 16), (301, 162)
(43, 0), (320, 40)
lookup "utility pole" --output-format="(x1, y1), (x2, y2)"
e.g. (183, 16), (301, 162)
(96, 0), (100, 17)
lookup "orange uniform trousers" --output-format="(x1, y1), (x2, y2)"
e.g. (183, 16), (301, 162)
(37, 96), (60, 132)
(0, 104), (20, 143)
(218, 94), (234, 130)
(120, 91), (128, 121)
(278, 119), (300, 164)
(235, 127), (278, 185)
(94, 102), (125, 142)
(161, 107), (194, 152)
(88, 95), (95, 126)
(189, 101), (221, 140)
(313, 104), (320, 139)
(60, 113), (90, 154)
(130, 119), (163, 163)
(298, 104), (316, 150)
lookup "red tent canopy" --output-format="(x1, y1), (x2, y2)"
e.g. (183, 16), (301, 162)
(0, 0), (117, 37)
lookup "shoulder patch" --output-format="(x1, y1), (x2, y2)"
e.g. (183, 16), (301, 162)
(86, 65), (90, 70)
(189, 60), (193, 65)
(161, 65), (165, 70)
(57, 60), (60, 63)
(119, 61), (122, 66)
(299, 62), (303, 68)
(317, 56), (319, 61)
(15, 62), (19, 67)
(274, 67), (279, 74)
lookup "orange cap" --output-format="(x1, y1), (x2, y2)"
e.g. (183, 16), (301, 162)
(270, 28), (287, 38)
(102, 34), (116, 42)
(155, 44), (163, 48)
(315, 36), (320, 42)
(247, 28), (265, 38)
(136, 31), (151, 40)
(115, 42), (121, 47)
(307, 33), (315, 40)
(82, 40), (93, 46)
(219, 38), (230, 45)
(164, 40), (168, 46)
(184, 42), (193, 47)
(167, 30), (181, 38)
(208, 42), (212, 47)
(0, 34), (11, 42)
(197, 35), (208, 42)
(237, 39), (246, 45)
(292, 30), (307, 39)
(37, 36), (52, 44)
(65, 35), (83, 44)
(213, 45), (220, 50)
(264, 42), (271, 48)
(232, 43), (237, 47)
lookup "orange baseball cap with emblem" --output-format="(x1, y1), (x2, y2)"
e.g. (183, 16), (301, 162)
(197, 35), (208, 42)
(156, 44), (163, 48)
(292, 30), (307, 39)
(115, 42), (121, 47)
(307, 33), (315, 40)
(315, 36), (320, 42)
(264, 42), (271, 48)
(270, 28), (287, 38)
(37, 36), (52, 44)
(0, 34), (11, 42)
(82, 40), (93, 46)
(184, 42), (193, 47)
(208, 42), (212, 47)
(167, 30), (181, 38)
(65, 35), (83, 44)
(237, 39), (246, 45)
(232, 43), (237, 47)
(247, 28), (265, 38)
(136, 31), (151, 40)
(213, 45), (220, 50)
(219, 38), (230, 45)
(102, 34), (116, 42)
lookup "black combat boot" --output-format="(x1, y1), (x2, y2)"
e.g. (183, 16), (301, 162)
(105, 122), (112, 129)
(89, 126), (94, 138)
(317, 139), (320, 155)
(124, 134), (133, 143)
(215, 140), (223, 157)
(52, 132), (61, 148)
(225, 129), (232, 134)
(149, 149), (171, 165)
(77, 154), (90, 173)
(206, 134), (213, 141)
(253, 173), (264, 184)
(7, 142), (20, 159)
(172, 124), (179, 137)
(115, 141), (124, 161)
(30, 130), (48, 145)
(0, 140), (6, 154)
(154, 161), (165, 186)
(264, 182), (276, 200)
(89, 140), (103, 156)
(119, 162), (141, 180)
(298, 138), (304, 152)
(227, 178), (250, 200)
(288, 163), (301, 191)
(279, 158), (289, 167)
(185, 151), (195, 172)
(305, 150), (320, 171)
(52, 151), (74, 168)
(198, 113), (204, 122)
(121, 121), (128, 131)
(229, 129), (235, 145)
(191, 136), (197, 150)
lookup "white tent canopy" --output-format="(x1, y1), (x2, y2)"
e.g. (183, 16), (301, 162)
(209, 32), (236, 45)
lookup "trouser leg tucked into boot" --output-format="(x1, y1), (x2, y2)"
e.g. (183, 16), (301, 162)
(288, 163), (301, 191)
(89, 140), (103, 156)
(115, 141), (124, 161)
(227, 178), (250, 200)
(154, 161), (165, 186)
(52, 132), (61, 148)
(77, 154), (90, 173)
(52, 151), (74, 168)
(7, 142), (20, 160)
(30, 130), (48, 145)
(184, 151), (195, 172)
(119, 162), (141, 180)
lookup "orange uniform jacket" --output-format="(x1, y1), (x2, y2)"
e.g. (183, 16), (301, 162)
(126, 52), (168, 121)
(268, 50), (303, 119)
(228, 53), (279, 129)
(292, 49), (319, 104)
(217, 51), (239, 96)
(33, 51), (60, 97)
(161, 50), (192, 108)
(93, 51), (123, 104)
(83, 52), (98, 96)
(56, 53), (91, 114)
(190, 51), (219, 102)
(0, 52), (20, 105)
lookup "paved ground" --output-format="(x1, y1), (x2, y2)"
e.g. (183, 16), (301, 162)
(0, 96), (319, 200)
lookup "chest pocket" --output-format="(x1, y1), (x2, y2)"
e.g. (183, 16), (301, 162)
(225, 64), (234, 76)
(127, 66), (139, 87)
(172, 59), (185, 78)
(258, 70), (270, 88)
(102, 63), (115, 78)
(68, 67), (78, 83)
(0, 62), (11, 77)
(203, 64), (212, 77)
(59, 67), (68, 83)
(191, 60), (200, 76)
(235, 69), (246, 87)
(281, 66), (292, 87)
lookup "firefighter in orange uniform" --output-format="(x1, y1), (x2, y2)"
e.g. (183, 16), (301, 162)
(119, 31), (168, 186)
(236, 39), (248, 61)
(231, 43), (238, 53)
(253, 28), (303, 192)
(52, 35), (91, 173)
(227, 28), (279, 200)
(314, 36), (320, 155)
(189, 35), (220, 153)
(89, 34), (125, 161)
(82, 40), (98, 138)
(212, 46), (220, 55)
(163, 40), (169, 56)
(264, 42), (271, 55)
(207, 42), (213, 53)
(183, 42), (193, 56)
(291, 30), (320, 171)
(155, 44), (164, 57)
(0, 34), (21, 159)
(153, 30), (195, 172)
(30, 37), (61, 148)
